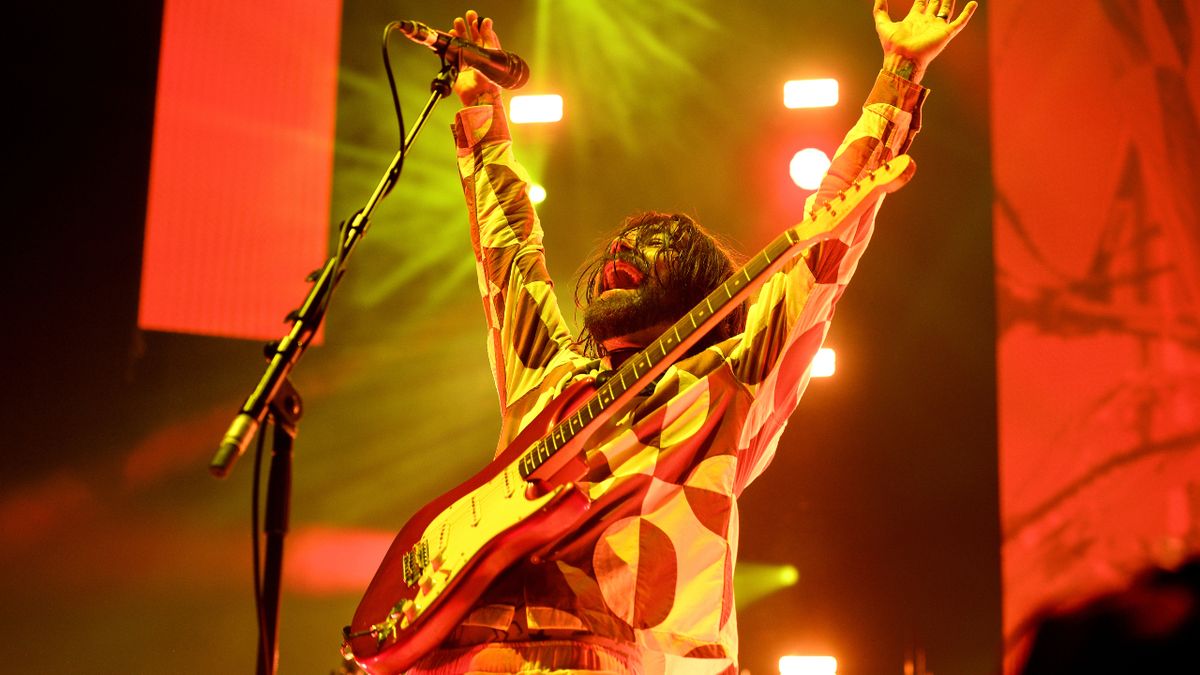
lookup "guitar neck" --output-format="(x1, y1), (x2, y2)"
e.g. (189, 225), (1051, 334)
(518, 156), (915, 480)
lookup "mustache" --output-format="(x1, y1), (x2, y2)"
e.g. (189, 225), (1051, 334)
(605, 250), (647, 272)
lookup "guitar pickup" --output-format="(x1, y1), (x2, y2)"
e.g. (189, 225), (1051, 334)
(401, 539), (430, 587)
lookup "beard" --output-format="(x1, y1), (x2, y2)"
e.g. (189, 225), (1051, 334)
(581, 279), (692, 345)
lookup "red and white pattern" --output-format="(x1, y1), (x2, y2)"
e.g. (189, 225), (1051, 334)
(435, 70), (928, 675)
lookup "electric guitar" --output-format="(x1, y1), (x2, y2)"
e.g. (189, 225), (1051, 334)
(343, 155), (917, 674)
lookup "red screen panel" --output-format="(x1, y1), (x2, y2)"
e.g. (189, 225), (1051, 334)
(992, 2), (1200, 670)
(139, 0), (342, 341)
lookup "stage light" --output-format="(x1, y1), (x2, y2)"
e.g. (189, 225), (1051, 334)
(734, 561), (800, 609)
(812, 347), (835, 378)
(784, 78), (839, 109)
(779, 655), (838, 675)
(529, 183), (547, 204)
(789, 148), (831, 190)
(778, 564), (800, 585)
(510, 94), (563, 123)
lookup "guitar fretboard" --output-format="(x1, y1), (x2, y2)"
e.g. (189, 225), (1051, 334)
(516, 158), (912, 480)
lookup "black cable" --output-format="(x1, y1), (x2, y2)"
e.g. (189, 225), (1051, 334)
(325, 21), (410, 310)
(382, 21), (407, 157)
(315, 23), (412, 339)
(251, 419), (270, 668)
(245, 23), (414, 672)
(333, 21), (408, 259)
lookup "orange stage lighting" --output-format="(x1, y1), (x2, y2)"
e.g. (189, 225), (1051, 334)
(783, 78), (839, 109)
(510, 94), (564, 123)
(789, 148), (832, 190)
(139, 0), (341, 341)
(811, 347), (836, 378)
(779, 655), (838, 675)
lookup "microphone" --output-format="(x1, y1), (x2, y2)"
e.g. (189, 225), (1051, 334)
(398, 20), (530, 90)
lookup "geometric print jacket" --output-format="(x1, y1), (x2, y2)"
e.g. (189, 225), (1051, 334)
(445, 69), (928, 675)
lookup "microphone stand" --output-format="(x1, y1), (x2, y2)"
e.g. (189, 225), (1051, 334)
(208, 62), (459, 675)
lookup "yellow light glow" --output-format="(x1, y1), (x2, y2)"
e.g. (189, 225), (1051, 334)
(790, 148), (831, 190)
(510, 94), (563, 123)
(778, 564), (800, 585)
(811, 348), (835, 378)
(783, 78), (839, 109)
(779, 655), (838, 675)
(529, 183), (547, 204)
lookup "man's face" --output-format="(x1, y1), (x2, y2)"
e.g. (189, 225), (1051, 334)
(582, 229), (689, 345)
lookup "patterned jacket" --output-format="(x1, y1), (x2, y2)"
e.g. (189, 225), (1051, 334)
(447, 70), (928, 675)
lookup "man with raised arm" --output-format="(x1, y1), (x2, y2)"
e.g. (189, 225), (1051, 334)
(401, 2), (975, 674)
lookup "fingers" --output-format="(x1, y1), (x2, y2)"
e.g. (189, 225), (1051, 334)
(450, 11), (479, 42)
(480, 17), (500, 48)
(465, 9), (480, 41)
(450, 10), (501, 48)
(872, 0), (889, 20)
(948, 0), (978, 31)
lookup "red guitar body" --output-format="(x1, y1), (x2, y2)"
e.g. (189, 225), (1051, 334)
(345, 380), (597, 674)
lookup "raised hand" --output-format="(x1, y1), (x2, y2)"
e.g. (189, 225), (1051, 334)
(448, 9), (503, 106)
(873, 0), (978, 82)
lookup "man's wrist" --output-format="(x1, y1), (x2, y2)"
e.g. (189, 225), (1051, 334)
(882, 52), (926, 84)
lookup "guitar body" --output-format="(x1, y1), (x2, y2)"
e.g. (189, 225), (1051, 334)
(346, 379), (598, 674)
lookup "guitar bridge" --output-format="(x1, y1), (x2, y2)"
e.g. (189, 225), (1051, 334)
(402, 539), (430, 587)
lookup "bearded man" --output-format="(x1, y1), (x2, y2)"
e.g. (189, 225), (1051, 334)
(395, 2), (976, 674)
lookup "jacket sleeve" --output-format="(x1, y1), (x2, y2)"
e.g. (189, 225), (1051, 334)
(452, 102), (576, 415)
(729, 70), (929, 491)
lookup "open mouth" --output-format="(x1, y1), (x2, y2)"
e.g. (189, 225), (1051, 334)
(601, 260), (645, 292)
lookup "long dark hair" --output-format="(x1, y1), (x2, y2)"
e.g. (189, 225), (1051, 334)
(573, 211), (746, 358)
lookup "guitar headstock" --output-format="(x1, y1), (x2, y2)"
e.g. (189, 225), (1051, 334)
(791, 154), (917, 242)
(869, 154), (917, 193)
(830, 154), (917, 205)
